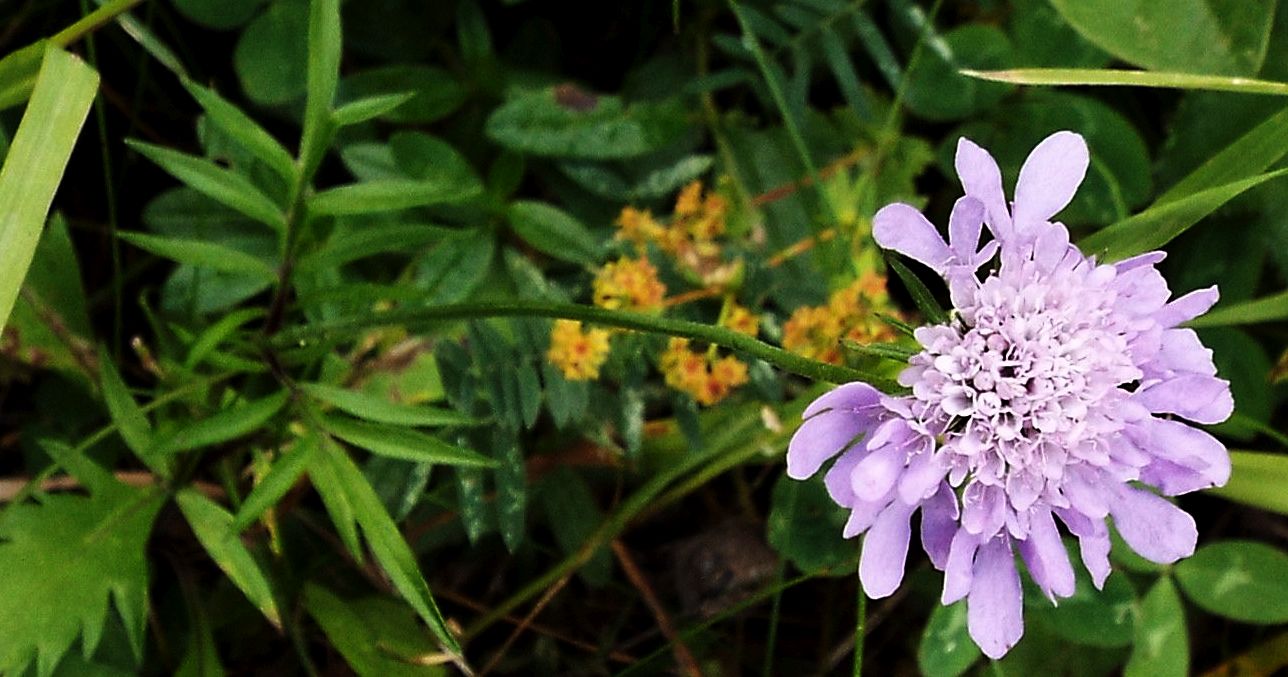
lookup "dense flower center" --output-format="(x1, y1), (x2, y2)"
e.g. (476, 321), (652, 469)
(902, 260), (1142, 512)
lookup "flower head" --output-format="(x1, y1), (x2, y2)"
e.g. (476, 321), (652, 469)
(660, 337), (749, 406)
(787, 131), (1232, 659)
(593, 257), (666, 311)
(783, 272), (900, 364)
(547, 320), (612, 381)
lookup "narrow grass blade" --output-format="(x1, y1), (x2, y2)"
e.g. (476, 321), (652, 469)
(962, 68), (1288, 96)
(0, 47), (98, 333)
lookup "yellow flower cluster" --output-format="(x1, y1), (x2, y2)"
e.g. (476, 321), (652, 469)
(547, 319), (612, 381)
(593, 257), (666, 311)
(783, 272), (900, 365)
(659, 338), (749, 406)
(615, 181), (731, 283)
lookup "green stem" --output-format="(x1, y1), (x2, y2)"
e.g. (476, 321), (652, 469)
(271, 300), (898, 389)
(52, 0), (147, 47)
(854, 587), (866, 677)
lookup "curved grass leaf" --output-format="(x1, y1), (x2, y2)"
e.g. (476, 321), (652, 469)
(175, 489), (282, 628)
(322, 415), (494, 467)
(151, 390), (289, 455)
(298, 0), (341, 181)
(887, 257), (948, 325)
(0, 47), (98, 334)
(302, 383), (480, 427)
(1208, 450), (1288, 516)
(1187, 290), (1288, 328)
(303, 584), (452, 677)
(962, 68), (1288, 96)
(1157, 104), (1288, 205)
(98, 349), (162, 475)
(1080, 168), (1288, 261)
(126, 140), (287, 232)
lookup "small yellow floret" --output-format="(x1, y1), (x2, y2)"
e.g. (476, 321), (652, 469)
(547, 319), (612, 381)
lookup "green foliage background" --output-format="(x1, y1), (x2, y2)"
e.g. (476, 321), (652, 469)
(0, 0), (1286, 675)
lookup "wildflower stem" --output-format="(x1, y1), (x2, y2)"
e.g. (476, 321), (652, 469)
(272, 301), (900, 389)
(854, 587), (866, 677)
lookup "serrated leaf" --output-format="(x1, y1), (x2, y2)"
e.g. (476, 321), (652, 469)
(506, 201), (600, 265)
(175, 490), (282, 628)
(303, 584), (450, 677)
(1124, 578), (1187, 677)
(233, 437), (318, 531)
(126, 140), (286, 232)
(0, 486), (165, 676)
(1175, 540), (1288, 624)
(119, 232), (278, 281)
(918, 601), (981, 677)
(316, 437), (462, 655)
(322, 415), (494, 467)
(151, 390), (289, 455)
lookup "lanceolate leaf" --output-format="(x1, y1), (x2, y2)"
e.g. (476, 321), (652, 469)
(315, 436), (463, 655)
(98, 349), (164, 476)
(182, 79), (297, 183)
(1157, 104), (1288, 204)
(119, 232), (278, 282)
(0, 46), (98, 334)
(963, 68), (1288, 96)
(301, 382), (480, 427)
(126, 140), (287, 232)
(303, 584), (451, 677)
(0, 485), (165, 676)
(321, 414), (495, 467)
(176, 490), (283, 628)
(233, 437), (319, 532)
(308, 179), (481, 216)
(151, 390), (289, 455)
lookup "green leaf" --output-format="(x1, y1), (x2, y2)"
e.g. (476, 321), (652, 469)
(0, 42), (46, 112)
(918, 600), (981, 677)
(233, 437), (319, 531)
(1080, 168), (1288, 261)
(887, 257), (948, 325)
(1209, 451), (1288, 516)
(338, 66), (465, 124)
(299, 0), (341, 179)
(415, 232), (495, 305)
(1176, 540), (1288, 624)
(1124, 578), (1188, 677)
(455, 467), (490, 544)
(315, 437), (463, 655)
(0, 486), (164, 676)
(303, 584), (450, 677)
(557, 154), (713, 202)
(333, 92), (415, 127)
(0, 47), (97, 334)
(1158, 104), (1288, 205)
(182, 80), (296, 183)
(151, 390), (289, 455)
(1048, 0), (1278, 75)
(307, 435), (363, 560)
(173, 0), (263, 29)
(1188, 290), (1288, 327)
(302, 383), (480, 427)
(486, 87), (688, 159)
(233, 0), (308, 106)
(902, 24), (1014, 122)
(963, 68), (1288, 96)
(491, 430), (526, 553)
(1029, 569), (1136, 648)
(175, 489), (282, 628)
(98, 349), (162, 475)
(539, 468), (611, 586)
(126, 140), (286, 232)
(119, 232), (278, 281)
(309, 179), (480, 216)
(767, 474), (853, 575)
(184, 307), (266, 369)
(298, 222), (444, 272)
(322, 415), (495, 467)
(506, 201), (600, 265)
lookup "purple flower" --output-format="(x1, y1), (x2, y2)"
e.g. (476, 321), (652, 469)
(786, 131), (1232, 659)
